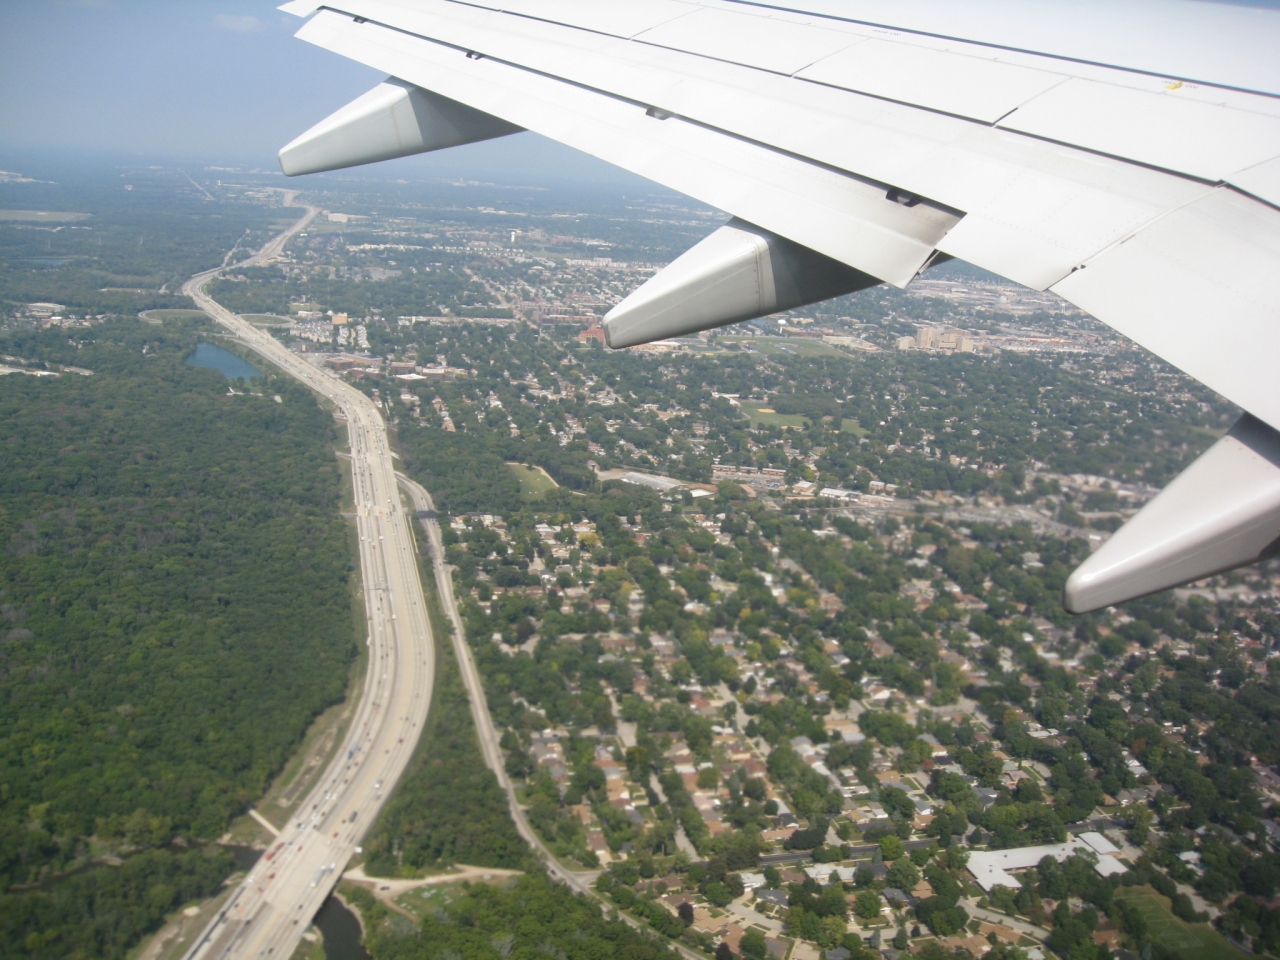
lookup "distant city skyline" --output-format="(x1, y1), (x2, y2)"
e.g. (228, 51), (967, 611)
(0, 1), (636, 185)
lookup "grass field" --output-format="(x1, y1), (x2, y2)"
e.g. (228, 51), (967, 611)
(243, 314), (294, 326)
(508, 462), (559, 499)
(719, 336), (847, 359)
(1115, 886), (1245, 960)
(139, 309), (208, 323)
(739, 402), (808, 430)
(841, 418), (867, 436)
(0, 209), (91, 222)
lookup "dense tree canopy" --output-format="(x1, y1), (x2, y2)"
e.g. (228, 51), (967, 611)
(0, 318), (356, 956)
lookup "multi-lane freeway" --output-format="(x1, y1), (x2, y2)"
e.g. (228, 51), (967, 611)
(179, 192), (693, 960)
(180, 196), (435, 960)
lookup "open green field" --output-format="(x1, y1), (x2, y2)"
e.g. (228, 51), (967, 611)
(841, 418), (867, 436)
(1115, 886), (1245, 960)
(508, 462), (559, 499)
(390, 879), (475, 920)
(243, 314), (294, 326)
(739, 401), (807, 430)
(0, 209), (91, 222)
(720, 335), (848, 359)
(139, 309), (207, 323)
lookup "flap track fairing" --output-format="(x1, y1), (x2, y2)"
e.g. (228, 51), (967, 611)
(279, 77), (522, 177)
(602, 218), (881, 348)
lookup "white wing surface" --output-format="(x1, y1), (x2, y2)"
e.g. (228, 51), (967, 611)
(277, 0), (1280, 611)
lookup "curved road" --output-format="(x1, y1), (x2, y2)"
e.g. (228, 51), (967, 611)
(181, 196), (436, 960)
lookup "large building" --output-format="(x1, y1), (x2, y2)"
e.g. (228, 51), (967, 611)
(966, 832), (1127, 892)
(898, 326), (978, 354)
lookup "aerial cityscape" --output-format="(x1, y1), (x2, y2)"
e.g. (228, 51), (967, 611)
(0, 152), (1276, 960)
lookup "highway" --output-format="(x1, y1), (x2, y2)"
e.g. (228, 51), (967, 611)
(180, 195), (436, 960)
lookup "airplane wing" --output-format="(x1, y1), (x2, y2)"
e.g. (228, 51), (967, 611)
(275, 0), (1280, 613)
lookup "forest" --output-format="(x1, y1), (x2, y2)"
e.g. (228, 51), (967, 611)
(361, 592), (527, 876)
(362, 873), (675, 960)
(0, 163), (280, 318)
(0, 317), (356, 958)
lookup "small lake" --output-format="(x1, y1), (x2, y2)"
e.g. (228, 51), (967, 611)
(315, 896), (370, 960)
(222, 844), (263, 873)
(185, 342), (262, 380)
(215, 848), (368, 959)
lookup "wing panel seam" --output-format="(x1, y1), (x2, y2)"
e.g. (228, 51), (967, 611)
(714, 0), (1280, 100)
(314, 6), (965, 218)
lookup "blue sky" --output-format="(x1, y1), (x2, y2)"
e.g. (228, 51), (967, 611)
(0, 1), (627, 183)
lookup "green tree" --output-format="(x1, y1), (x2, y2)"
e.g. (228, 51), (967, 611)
(855, 889), (883, 920)
(740, 927), (768, 960)
(880, 835), (905, 860)
(887, 857), (921, 891)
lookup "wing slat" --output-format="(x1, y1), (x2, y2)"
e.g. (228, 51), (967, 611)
(491, 0), (698, 39)
(631, 5), (865, 74)
(296, 9), (957, 287)
(796, 36), (1066, 124)
(311, 0), (1221, 293)
(1000, 78), (1280, 183)
(287, 0), (1280, 432)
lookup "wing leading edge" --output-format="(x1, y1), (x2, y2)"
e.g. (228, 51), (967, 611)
(276, 0), (1280, 612)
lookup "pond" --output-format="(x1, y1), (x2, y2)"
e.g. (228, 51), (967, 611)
(314, 895), (370, 960)
(221, 844), (263, 873)
(185, 341), (262, 380)
(215, 847), (368, 960)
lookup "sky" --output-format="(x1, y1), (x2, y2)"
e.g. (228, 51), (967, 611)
(0, 1), (632, 184)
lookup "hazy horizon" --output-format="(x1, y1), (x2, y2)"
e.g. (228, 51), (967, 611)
(0, 1), (644, 188)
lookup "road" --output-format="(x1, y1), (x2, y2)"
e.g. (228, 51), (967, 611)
(964, 902), (1048, 939)
(394, 473), (593, 892)
(181, 195), (436, 960)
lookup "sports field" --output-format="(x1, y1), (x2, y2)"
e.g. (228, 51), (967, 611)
(139, 309), (208, 323)
(739, 402), (808, 430)
(0, 209), (90, 222)
(508, 462), (558, 499)
(1114, 886), (1245, 960)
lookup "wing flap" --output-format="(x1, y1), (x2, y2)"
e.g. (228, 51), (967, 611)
(925, 129), (1213, 290)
